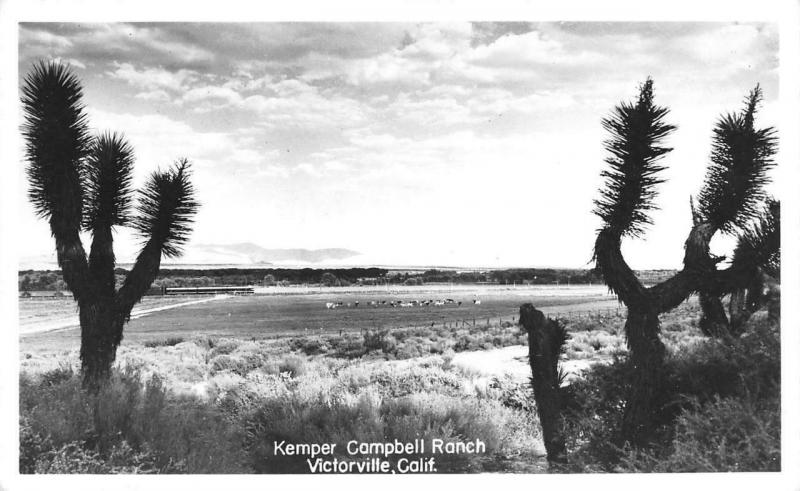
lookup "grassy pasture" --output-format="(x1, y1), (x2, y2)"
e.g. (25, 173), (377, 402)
(19, 295), (196, 327)
(20, 285), (620, 353)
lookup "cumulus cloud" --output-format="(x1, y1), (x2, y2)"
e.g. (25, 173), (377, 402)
(17, 22), (780, 267)
(107, 62), (198, 92)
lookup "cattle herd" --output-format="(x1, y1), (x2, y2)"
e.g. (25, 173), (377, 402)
(324, 298), (482, 309)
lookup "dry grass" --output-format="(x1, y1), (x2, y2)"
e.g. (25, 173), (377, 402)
(20, 296), (770, 474)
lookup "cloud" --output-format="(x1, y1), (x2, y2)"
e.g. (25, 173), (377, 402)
(107, 62), (198, 92)
(244, 81), (368, 129)
(83, 109), (287, 184)
(180, 85), (244, 111)
(16, 22), (780, 267)
(20, 23), (216, 71)
(134, 89), (171, 102)
(19, 27), (73, 54)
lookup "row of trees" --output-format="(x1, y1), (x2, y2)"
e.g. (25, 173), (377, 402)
(20, 266), (616, 291)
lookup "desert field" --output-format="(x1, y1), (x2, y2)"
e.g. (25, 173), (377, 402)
(19, 281), (778, 474)
(19, 285), (621, 353)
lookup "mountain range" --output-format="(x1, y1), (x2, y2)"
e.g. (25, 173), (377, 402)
(180, 243), (361, 265)
(20, 243), (363, 270)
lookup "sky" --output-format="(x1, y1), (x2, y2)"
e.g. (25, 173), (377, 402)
(16, 22), (780, 268)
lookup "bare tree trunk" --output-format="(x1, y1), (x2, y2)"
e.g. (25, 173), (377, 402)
(699, 292), (731, 337)
(520, 304), (567, 465)
(79, 301), (125, 391)
(620, 308), (665, 447)
(763, 275), (780, 325)
(728, 289), (752, 334)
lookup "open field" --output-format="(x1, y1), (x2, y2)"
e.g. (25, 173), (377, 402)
(21, 281), (772, 475)
(21, 296), (775, 474)
(20, 285), (620, 353)
(19, 284), (779, 474)
(19, 295), (214, 334)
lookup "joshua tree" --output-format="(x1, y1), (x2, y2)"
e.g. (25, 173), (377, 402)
(693, 92), (779, 336)
(730, 199), (780, 326)
(697, 199), (780, 336)
(592, 79), (776, 446)
(519, 304), (568, 465)
(21, 61), (199, 389)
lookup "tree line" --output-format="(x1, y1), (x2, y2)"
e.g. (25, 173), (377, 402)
(19, 267), (614, 292)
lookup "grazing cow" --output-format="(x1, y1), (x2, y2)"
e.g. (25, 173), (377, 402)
(446, 299), (455, 304)
(354, 301), (359, 307)
(325, 302), (335, 309)
(457, 301), (462, 306)
(473, 299), (481, 305)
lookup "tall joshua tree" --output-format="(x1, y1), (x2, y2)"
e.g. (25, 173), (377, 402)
(693, 88), (778, 336)
(592, 79), (776, 446)
(22, 61), (199, 389)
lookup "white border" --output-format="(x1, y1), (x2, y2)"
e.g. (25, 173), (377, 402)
(1, 1), (798, 490)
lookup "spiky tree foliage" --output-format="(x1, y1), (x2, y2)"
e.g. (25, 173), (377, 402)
(693, 91), (777, 337)
(726, 199), (780, 332)
(594, 78), (675, 239)
(131, 160), (197, 258)
(698, 86), (777, 233)
(21, 61), (198, 389)
(592, 79), (778, 447)
(22, 61), (92, 300)
(732, 198), (780, 279)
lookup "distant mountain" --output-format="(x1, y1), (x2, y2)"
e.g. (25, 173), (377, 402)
(183, 243), (361, 265)
(19, 243), (362, 269)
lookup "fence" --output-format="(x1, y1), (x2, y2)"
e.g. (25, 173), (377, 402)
(355, 305), (631, 336)
(358, 299), (702, 336)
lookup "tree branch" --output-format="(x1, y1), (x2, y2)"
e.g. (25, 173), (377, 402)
(115, 240), (162, 317)
(593, 227), (647, 306)
(21, 61), (92, 301)
(84, 132), (135, 297)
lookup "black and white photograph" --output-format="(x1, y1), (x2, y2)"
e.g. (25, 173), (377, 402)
(0, 0), (798, 488)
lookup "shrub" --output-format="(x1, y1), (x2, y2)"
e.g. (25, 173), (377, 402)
(619, 395), (779, 472)
(143, 337), (185, 348)
(290, 337), (329, 356)
(210, 339), (240, 357)
(242, 390), (540, 473)
(363, 329), (397, 355)
(329, 335), (367, 359)
(562, 317), (780, 471)
(210, 354), (262, 377)
(277, 356), (306, 378)
(20, 367), (247, 473)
